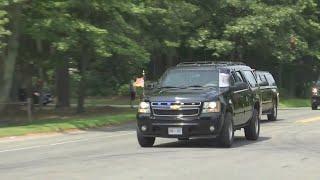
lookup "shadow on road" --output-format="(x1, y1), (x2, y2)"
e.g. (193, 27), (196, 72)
(260, 118), (285, 124)
(154, 136), (271, 149)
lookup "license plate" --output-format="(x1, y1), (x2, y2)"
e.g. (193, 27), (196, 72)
(168, 127), (182, 135)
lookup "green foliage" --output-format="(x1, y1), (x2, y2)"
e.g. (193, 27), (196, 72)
(279, 98), (310, 108)
(117, 84), (143, 96)
(186, 0), (320, 63)
(0, 4), (10, 52)
(117, 84), (131, 96)
(1, 0), (320, 104)
(85, 71), (116, 96)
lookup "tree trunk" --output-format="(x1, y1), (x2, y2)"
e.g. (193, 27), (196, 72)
(25, 64), (33, 110)
(288, 68), (295, 97)
(36, 39), (44, 109)
(0, 4), (21, 111)
(55, 59), (70, 109)
(9, 71), (18, 102)
(278, 62), (283, 88)
(77, 52), (89, 113)
(165, 49), (174, 68)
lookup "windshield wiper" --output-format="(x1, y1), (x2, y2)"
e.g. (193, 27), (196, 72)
(185, 85), (203, 88)
(160, 85), (216, 89)
(160, 86), (181, 89)
(161, 85), (204, 89)
(185, 85), (217, 88)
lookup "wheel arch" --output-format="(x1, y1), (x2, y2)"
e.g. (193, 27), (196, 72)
(254, 100), (262, 118)
(216, 98), (234, 134)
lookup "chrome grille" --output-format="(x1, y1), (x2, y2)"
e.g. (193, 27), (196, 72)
(151, 102), (201, 116)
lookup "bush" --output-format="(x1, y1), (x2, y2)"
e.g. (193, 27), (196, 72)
(117, 84), (143, 96)
(117, 84), (130, 96)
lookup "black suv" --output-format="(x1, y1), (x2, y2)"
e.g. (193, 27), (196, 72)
(255, 71), (279, 120)
(311, 80), (320, 110)
(137, 62), (261, 148)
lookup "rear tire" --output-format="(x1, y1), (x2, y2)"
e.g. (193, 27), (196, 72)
(217, 112), (234, 148)
(267, 102), (277, 121)
(312, 104), (317, 110)
(137, 128), (155, 147)
(245, 109), (260, 140)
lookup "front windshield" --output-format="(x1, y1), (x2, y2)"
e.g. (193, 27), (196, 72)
(160, 69), (219, 88)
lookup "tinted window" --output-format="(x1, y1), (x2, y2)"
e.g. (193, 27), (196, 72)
(241, 71), (258, 87)
(257, 74), (268, 86)
(256, 73), (262, 83)
(234, 72), (244, 82)
(160, 69), (219, 87)
(265, 73), (276, 86)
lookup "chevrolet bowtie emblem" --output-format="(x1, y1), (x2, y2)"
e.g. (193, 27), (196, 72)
(170, 105), (181, 110)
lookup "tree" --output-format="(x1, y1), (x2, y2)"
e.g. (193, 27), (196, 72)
(24, 0), (151, 112)
(0, 0), (22, 111)
(1, 0), (320, 112)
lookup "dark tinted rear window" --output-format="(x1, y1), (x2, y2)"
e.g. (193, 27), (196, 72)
(257, 74), (268, 85)
(242, 71), (258, 87)
(265, 73), (276, 86)
(234, 72), (244, 82)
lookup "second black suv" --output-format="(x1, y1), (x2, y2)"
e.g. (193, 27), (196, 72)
(136, 61), (261, 148)
(255, 71), (279, 120)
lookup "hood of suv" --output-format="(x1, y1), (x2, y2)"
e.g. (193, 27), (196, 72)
(146, 87), (220, 102)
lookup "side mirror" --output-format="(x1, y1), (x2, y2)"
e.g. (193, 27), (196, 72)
(259, 81), (268, 86)
(146, 82), (158, 90)
(230, 82), (248, 91)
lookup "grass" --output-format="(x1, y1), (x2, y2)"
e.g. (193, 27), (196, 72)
(279, 98), (309, 108)
(72, 96), (140, 106)
(0, 112), (136, 138)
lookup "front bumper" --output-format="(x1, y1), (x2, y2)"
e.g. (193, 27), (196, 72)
(137, 113), (223, 138)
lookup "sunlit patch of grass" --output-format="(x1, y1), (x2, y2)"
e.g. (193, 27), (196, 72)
(0, 113), (136, 138)
(279, 98), (309, 108)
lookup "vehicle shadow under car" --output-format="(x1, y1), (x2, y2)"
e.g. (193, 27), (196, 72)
(260, 118), (285, 124)
(154, 136), (271, 149)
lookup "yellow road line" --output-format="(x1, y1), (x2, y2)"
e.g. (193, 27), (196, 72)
(296, 116), (320, 123)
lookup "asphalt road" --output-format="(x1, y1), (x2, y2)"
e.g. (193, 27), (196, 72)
(0, 108), (320, 180)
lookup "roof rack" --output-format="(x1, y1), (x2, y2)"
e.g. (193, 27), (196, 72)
(177, 61), (245, 67)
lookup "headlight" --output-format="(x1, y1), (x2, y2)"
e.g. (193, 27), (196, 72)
(312, 88), (318, 94)
(138, 102), (150, 113)
(202, 101), (221, 113)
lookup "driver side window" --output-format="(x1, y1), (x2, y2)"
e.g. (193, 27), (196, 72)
(232, 71), (244, 82)
(241, 71), (258, 88)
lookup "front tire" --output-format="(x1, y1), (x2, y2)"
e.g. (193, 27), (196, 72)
(217, 112), (234, 148)
(312, 103), (317, 110)
(137, 128), (155, 147)
(245, 109), (260, 140)
(267, 102), (277, 121)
